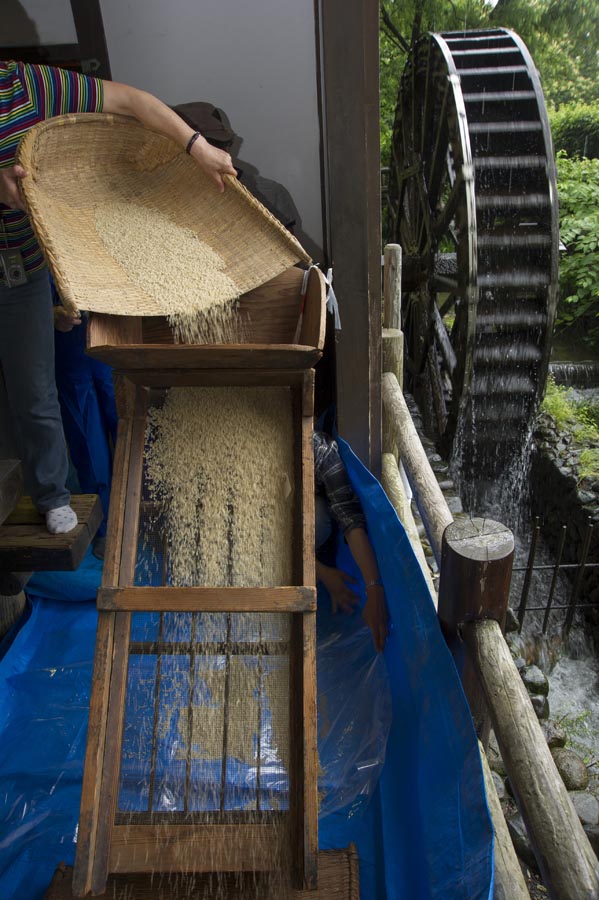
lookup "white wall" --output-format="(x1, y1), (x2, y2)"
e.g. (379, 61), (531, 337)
(4, 0), (77, 46)
(99, 0), (323, 257)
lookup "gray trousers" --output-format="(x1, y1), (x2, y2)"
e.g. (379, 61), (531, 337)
(0, 268), (70, 512)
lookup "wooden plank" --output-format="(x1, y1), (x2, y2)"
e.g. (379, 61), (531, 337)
(108, 824), (282, 874)
(0, 494), (102, 571)
(90, 612), (132, 895)
(302, 611), (319, 888)
(87, 313), (143, 350)
(0, 459), (23, 526)
(102, 418), (133, 587)
(320, 0), (381, 472)
(118, 389), (148, 585)
(90, 388), (148, 893)
(71, 613), (118, 897)
(73, 416), (135, 896)
(289, 375), (317, 890)
(98, 585), (317, 612)
(87, 344), (322, 371)
(301, 385), (315, 587)
(122, 368), (309, 389)
(299, 268), (327, 350)
(238, 268), (305, 344)
(289, 612), (318, 891)
(48, 846), (360, 899)
(2, 493), (98, 526)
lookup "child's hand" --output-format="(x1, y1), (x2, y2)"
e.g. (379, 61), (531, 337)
(363, 584), (388, 653)
(317, 563), (360, 615)
(53, 306), (82, 332)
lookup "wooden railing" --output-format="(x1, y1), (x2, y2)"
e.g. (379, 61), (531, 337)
(380, 244), (599, 900)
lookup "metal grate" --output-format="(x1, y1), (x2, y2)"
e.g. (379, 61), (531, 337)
(514, 517), (598, 635)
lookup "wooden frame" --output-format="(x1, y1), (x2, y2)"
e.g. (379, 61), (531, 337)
(73, 362), (319, 897)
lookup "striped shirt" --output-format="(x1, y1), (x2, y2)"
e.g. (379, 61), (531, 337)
(0, 60), (103, 273)
(313, 431), (366, 537)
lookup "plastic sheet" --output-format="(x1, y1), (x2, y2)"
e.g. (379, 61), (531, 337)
(317, 580), (392, 819)
(0, 441), (494, 900)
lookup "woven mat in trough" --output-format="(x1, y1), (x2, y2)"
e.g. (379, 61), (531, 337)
(18, 113), (311, 316)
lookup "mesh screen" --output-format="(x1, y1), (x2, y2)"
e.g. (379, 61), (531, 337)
(118, 386), (295, 820)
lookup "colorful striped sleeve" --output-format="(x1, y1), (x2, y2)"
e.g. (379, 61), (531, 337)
(22, 64), (103, 120)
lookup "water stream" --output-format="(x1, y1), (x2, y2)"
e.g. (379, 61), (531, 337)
(464, 357), (599, 785)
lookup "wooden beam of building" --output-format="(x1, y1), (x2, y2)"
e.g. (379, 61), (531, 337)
(320, 0), (382, 473)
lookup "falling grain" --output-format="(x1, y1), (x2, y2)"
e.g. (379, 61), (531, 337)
(94, 201), (241, 343)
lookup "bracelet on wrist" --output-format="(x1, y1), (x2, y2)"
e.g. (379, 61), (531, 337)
(185, 131), (202, 155)
(365, 579), (383, 590)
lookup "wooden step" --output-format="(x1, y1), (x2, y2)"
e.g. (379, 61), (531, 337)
(45, 847), (360, 899)
(0, 494), (102, 572)
(0, 459), (24, 526)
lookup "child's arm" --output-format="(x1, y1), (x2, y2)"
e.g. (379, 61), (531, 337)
(346, 527), (388, 653)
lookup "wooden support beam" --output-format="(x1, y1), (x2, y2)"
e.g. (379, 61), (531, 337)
(463, 619), (599, 899)
(382, 372), (452, 562)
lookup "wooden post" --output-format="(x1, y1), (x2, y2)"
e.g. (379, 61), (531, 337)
(382, 329), (403, 392)
(383, 244), (402, 330)
(463, 619), (599, 899)
(382, 372), (452, 563)
(382, 244), (404, 391)
(437, 517), (514, 746)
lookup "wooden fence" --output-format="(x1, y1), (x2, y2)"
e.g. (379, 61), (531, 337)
(381, 244), (599, 900)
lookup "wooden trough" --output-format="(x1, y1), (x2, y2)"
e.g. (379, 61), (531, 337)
(44, 267), (358, 899)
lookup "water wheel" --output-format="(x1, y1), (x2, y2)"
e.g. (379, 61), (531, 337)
(387, 28), (559, 493)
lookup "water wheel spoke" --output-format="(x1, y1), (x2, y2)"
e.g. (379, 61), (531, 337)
(432, 171), (462, 241)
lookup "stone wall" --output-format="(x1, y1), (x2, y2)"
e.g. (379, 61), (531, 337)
(531, 411), (599, 642)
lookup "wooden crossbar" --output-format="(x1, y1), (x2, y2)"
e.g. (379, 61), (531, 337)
(97, 585), (316, 612)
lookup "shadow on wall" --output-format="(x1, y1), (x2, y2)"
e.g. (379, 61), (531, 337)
(173, 101), (322, 263)
(3, 1), (41, 46)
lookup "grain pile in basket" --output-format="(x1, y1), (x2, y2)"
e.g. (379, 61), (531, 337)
(17, 112), (311, 342)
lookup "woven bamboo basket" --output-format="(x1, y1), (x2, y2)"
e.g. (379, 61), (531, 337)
(17, 113), (311, 317)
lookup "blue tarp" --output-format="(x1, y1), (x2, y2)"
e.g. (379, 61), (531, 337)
(0, 440), (493, 900)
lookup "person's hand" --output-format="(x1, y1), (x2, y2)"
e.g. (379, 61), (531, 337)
(0, 165), (28, 209)
(54, 306), (82, 332)
(317, 563), (361, 615)
(189, 136), (237, 193)
(363, 584), (388, 653)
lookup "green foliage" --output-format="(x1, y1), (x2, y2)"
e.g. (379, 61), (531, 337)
(379, 0), (490, 165)
(542, 380), (599, 481)
(555, 153), (599, 342)
(579, 447), (599, 482)
(541, 378), (578, 430)
(549, 104), (599, 159)
(380, 0), (599, 165)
